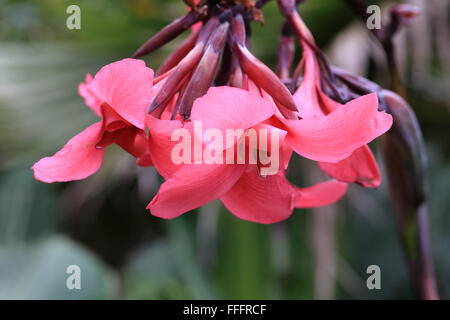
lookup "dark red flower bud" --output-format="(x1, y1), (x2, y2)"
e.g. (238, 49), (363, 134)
(180, 21), (230, 119)
(148, 18), (220, 114)
(277, 0), (295, 18)
(157, 28), (200, 76)
(132, 10), (200, 58)
(331, 66), (381, 95)
(231, 14), (297, 111)
(276, 22), (295, 82)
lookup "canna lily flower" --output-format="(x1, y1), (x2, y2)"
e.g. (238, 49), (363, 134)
(245, 80), (350, 210)
(32, 58), (154, 182)
(147, 86), (287, 223)
(142, 8), (348, 223)
(147, 85), (348, 223)
(277, 0), (393, 188)
(32, 0), (389, 224)
(279, 90), (391, 188)
(295, 52), (388, 187)
(226, 11), (388, 184)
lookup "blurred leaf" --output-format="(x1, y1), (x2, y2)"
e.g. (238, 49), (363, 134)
(284, 213), (315, 299)
(123, 240), (191, 299)
(166, 217), (216, 299)
(0, 168), (58, 245)
(0, 235), (117, 299)
(0, 43), (105, 170)
(215, 208), (271, 299)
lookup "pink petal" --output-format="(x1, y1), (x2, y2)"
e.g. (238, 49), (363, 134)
(319, 145), (381, 188)
(191, 21), (202, 33)
(91, 59), (154, 129)
(221, 167), (300, 224)
(317, 89), (342, 114)
(280, 93), (393, 163)
(136, 153), (153, 167)
(252, 122), (292, 171)
(100, 103), (129, 132)
(114, 127), (152, 167)
(296, 179), (348, 208)
(147, 163), (246, 219)
(293, 46), (324, 118)
(146, 115), (186, 179)
(293, 45), (341, 118)
(190, 86), (276, 150)
(32, 122), (104, 183)
(78, 74), (102, 117)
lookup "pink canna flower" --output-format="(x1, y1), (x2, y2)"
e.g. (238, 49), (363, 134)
(226, 10), (390, 186)
(147, 86), (284, 223)
(294, 54), (389, 187)
(141, 8), (351, 223)
(277, 0), (393, 188)
(32, 58), (154, 182)
(147, 86), (286, 223)
(245, 80), (350, 210)
(31, 0), (392, 224)
(277, 92), (392, 166)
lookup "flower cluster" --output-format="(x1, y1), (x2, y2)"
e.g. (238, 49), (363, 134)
(32, 0), (392, 224)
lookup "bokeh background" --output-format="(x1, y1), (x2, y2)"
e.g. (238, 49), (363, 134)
(0, 0), (449, 299)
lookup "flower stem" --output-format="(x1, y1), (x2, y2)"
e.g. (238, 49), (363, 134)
(343, 0), (439, 299)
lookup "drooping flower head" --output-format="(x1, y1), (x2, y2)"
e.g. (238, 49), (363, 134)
(276, 0), (393, 188)
(32, 0), (393, 224)
(32, 59), (153, 182)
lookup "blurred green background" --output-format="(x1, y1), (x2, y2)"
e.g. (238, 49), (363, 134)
(0, 0), (449, 299)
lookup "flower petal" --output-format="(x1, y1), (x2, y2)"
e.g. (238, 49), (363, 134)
(147, 163), (246, 219)
(280, 93), (393, 163)
(319, 145), (381, 188)
(221, 167), (300, 224)
(146, 115), (187, 179)
(114, 127), (152, 167)
(190, 86), (276, 150)
(252, 122), (292, 172)
(296, 179), (348, 208)
(91, 58), (154, 129)
(78, 74), (102, 117)
(293, 46), (324, 118)
(32, 122), (104, 183)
